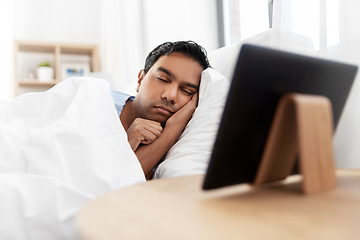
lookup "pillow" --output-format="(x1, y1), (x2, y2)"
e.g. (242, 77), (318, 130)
(207, 41), (242, 82)
(208, 29), (316, 82)
(153, 68), (230, 179)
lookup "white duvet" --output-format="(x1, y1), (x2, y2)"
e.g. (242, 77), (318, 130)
(0, 77), (145, 239)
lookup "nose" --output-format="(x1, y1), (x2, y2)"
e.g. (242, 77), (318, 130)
(162, 83), (178, 104)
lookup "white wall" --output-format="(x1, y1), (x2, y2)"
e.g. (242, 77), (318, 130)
(14, 0), (101, 44)
(111, 0), (219, 94)
(10, 0), (102, 99)
(0, 1), (14, 101)
(332, 0), (360, 169)
(142, 0), (219, 55)
(13, 0), (218, 60)
(7, 0), (219, 99)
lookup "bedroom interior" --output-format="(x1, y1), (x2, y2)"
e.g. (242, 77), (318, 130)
(0, 0), (360, 239)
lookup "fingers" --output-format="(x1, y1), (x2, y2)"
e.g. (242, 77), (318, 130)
(142, 121), (162, 138)
(139, 127), (159, 145)
(180, 92), (199, 114)
(127, 118), (163, 151)
(192, 91), (199, 105)
(165, 92), (198, 128)
(187, 91), (199, 109)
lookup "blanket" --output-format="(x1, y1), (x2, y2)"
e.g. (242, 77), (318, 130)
(0, 77), (145, 239)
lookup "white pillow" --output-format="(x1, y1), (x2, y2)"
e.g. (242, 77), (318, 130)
(207, 41), (242, 82)
(208, 29), (316, 83)
(153, 68), (230, 179)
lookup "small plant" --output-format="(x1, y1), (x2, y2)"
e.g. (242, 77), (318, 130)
(38, 61), (51, 67)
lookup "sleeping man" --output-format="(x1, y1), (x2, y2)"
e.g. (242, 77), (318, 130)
(0, 40), (221, 239)
(110, 41), (211, 179)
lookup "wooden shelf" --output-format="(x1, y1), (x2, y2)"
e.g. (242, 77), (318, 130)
(14, 40), (100, 96)
(18, 79), (61, 87)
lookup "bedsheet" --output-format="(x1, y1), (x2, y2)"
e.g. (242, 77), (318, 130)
(0, 77), (145, 239)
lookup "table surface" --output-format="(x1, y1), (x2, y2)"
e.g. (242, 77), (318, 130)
(76, 169), (360, 240)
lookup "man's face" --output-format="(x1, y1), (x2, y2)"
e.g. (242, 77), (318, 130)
(134, 52), (203, 125)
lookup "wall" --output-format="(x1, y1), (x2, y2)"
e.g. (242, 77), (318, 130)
(13, 0), (219, 50)
(13, 0), (219, 64)
(107, 0), (219, 94)
(142, 0), (219, 54)
(0, 1), (14, 101)
(8, 0), (219, 99)
(9, 0), (102, 98)
(332, 0), (360, 169)
(13, 0), (101, 44)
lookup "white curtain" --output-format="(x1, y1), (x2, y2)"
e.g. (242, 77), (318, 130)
(271, 0), (360, 169)
(0, 1), (14, 101)
(100, 0), (145, 95)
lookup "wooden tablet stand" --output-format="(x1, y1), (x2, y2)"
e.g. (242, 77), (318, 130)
(254, 93), (336, 194)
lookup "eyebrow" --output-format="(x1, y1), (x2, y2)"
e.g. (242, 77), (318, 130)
(158, 67), (174, 78)
(157, 67), (199, 91)
(184, 82), (199, 91)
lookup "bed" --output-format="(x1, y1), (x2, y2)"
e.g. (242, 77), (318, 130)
(0, 30), (316, 239)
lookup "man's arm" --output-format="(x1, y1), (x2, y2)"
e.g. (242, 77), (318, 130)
(133, 93), (198, 175)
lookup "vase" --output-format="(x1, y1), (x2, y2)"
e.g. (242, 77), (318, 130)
(37, 67), (54, 82)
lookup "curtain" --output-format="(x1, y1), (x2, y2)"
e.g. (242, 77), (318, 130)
(272, 0), (360, 169)
(100, 0), (145, 95)
(0, 1), (14, 101)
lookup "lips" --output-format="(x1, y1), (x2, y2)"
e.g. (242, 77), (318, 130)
(154, 106), (174, 115)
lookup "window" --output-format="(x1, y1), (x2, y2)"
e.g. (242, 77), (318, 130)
(219, 0), (270, 46)
(219, 0), (340, 52)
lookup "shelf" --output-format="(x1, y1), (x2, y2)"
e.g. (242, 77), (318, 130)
(61, 45), (96, 55)
(14, 40), (100, 96)
(18, 79), (61, 86)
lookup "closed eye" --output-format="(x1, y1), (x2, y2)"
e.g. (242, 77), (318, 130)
(157, 77), (169, 83)
(181, 88), (195, 96)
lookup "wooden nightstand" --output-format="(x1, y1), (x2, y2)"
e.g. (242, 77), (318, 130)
(76, 169), (360, 240)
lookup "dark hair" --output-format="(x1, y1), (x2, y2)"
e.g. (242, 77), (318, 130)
(143, 40), (211, 74)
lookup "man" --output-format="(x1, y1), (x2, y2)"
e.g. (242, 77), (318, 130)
(111, 41), (211, 179)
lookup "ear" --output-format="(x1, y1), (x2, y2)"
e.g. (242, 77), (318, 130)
(136, 69), (145, 92)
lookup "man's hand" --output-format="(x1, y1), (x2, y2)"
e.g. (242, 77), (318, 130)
(133, 93), (198, 176)
(127, 118), (163, 151)
(165, 92), (198, 132)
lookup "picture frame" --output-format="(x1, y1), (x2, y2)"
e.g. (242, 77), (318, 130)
(61, 63), (90, 80)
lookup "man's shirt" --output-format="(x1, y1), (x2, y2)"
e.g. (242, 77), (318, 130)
(110, 89), (162, 176)
(110, 90), (135, 116)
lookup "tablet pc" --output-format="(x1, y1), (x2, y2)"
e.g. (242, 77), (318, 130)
(203, 44), (358, 190)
